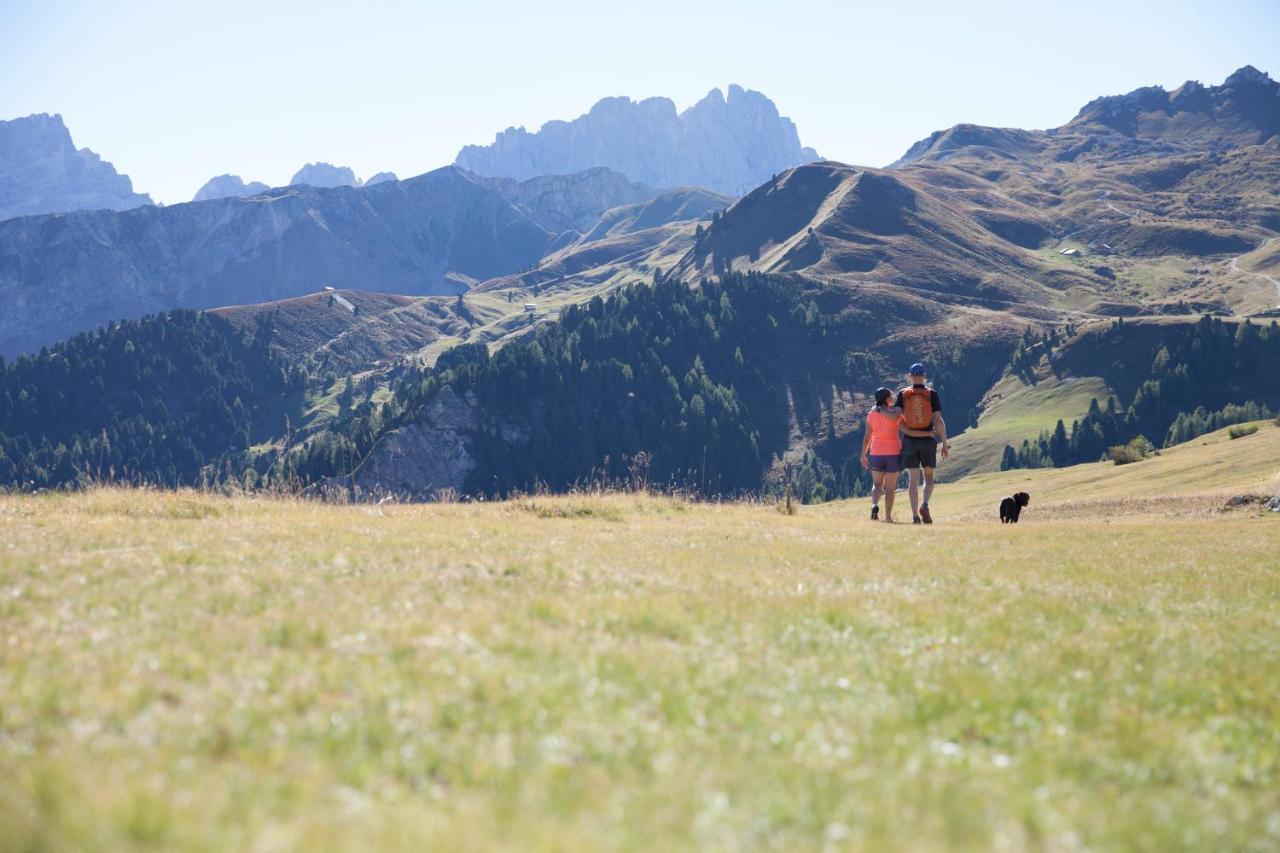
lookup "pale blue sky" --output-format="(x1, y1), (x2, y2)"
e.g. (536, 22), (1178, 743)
(2, 0), (1276, 204)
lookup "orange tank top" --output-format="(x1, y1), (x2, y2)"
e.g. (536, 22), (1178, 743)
(867, 408), (903, 456)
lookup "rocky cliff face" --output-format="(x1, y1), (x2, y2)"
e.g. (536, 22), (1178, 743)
(290, 162), (361, 188)
(364, 171), (398, 186)
(0, 113), (152, 221)
(455, 85), (819, 196)
(192, 174), (270, 202)
(348, 386), (481, 499)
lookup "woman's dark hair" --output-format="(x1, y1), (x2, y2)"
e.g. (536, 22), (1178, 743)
(874, 387), (893, 407)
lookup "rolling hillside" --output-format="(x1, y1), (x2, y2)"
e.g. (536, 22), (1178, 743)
(936, 419), (1280, 518)
(943, 371), (1116, 481)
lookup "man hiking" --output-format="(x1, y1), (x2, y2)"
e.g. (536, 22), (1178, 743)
(897, 363), (949, 524)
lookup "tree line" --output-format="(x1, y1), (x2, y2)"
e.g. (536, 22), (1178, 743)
(1001, 316), (1280, 470)
(0, 311), (301, 488)
(377, 272), (828, 496)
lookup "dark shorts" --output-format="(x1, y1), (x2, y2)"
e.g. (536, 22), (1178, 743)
(868, 454), (901, 474)
(900, 435), (937, 469)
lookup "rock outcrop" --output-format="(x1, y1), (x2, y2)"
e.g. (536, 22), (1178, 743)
(348, 386), (481, 499)
(0, 113), (152, 221)
(897, 66), (1280, 169)
(455, 85), (819, 196)
(290, 162), (361, 188)
(192, 174), (270, 202)
(1068, 65), (1280, 146)
(364, 171), (398, 186)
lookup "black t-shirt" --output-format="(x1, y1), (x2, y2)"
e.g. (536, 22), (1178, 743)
(895, 385), (942, 431)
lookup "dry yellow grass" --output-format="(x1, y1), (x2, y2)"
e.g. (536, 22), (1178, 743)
(2, 446), (1278, 851)
(927, 419), (1280, 520)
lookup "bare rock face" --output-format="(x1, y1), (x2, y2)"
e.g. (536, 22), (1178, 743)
(0, 113), (152, 221)
(350, 386), (480, 499)
(455, 85), (819, 196)
(364, 171), (398, 186)
(192, 174), (270, 202)
(290, 162), (361, 188)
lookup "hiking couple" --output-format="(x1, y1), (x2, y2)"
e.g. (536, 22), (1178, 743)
(859, 363), (950, 524)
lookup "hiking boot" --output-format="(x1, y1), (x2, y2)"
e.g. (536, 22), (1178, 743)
(912, 516), (922, 525)
(870, 506), (879, 521)
(920, 505), (933, 525)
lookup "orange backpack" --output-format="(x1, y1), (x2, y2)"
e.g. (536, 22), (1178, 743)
(900, 386), (933, 430)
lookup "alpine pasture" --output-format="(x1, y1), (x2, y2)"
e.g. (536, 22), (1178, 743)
(2, 424), (1278, 850)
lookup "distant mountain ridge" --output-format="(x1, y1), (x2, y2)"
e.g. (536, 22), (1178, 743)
(290, 162), (361, 188)
(473, 167), (660, 235)
(455, 85), (818, 196)
(193, 174), (270, 202)
(0, 113), (152, 221)
(896, 65), (1280, 167)
(192, 166), (400, 202)
(1067, 64), (1279, 146)
(0, 165), (719, 355)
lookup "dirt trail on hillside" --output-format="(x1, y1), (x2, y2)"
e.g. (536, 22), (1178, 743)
(1229, 238), (1280, 307)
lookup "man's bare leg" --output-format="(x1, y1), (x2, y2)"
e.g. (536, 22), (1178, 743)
(907, 468), (921, 521)
(920, 467), (937, 523)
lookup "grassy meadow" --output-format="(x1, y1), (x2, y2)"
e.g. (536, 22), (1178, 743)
(2, 426), (1279, 850)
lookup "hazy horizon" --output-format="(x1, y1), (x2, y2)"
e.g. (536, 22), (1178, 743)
(3, 0), (1277, 204)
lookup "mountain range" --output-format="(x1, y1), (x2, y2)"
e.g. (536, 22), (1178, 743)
(0, 165), (721, 355)
(455, 85), (819, 196)
(192, 165), (401, 202)
(1, 67), (1277, 498)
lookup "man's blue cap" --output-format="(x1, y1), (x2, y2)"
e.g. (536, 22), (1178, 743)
(909, 362), (926, 375)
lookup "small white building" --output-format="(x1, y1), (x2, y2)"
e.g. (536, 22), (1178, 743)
(524, 302), (537, 314)
(1059, 248), (1079, 257)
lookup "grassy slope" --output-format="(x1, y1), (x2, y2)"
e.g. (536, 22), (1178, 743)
(944, 372), (1115, 481)
(932, 419), (1280, 518)
(2, 425), (1279, 849)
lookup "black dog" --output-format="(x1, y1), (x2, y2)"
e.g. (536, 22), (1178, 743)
(1000, 492), (1031, 523)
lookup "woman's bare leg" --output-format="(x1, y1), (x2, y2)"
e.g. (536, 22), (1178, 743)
(870, 470), (884, 509)
(883, 479), (897, 522)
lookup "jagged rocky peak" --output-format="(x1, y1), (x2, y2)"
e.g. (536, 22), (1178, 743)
(192, 174), (270, 202)
(454, 85), (819, 196)
(290, 162), (361, 188)
(894, 65), (1279, 167)
(0, 113), (152, 221)
(364, 171), (397, 186)
(1067, 65), (1279, 141)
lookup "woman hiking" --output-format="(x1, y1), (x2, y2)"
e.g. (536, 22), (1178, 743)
(860, 387), (903, 522)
